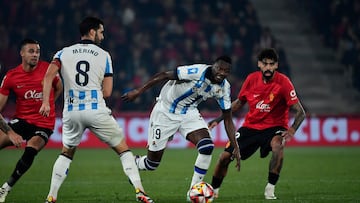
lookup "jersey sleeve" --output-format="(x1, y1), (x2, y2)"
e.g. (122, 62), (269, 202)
(53, 50), (63, 60)
(282, 77), (299, 106)
(52, 50), (63, 70)
(104, 51), (113, 77)
(0, 74), (11, 96)
(52, 74), (61, 87)
(176, 64), (206, 81)
(217, 81), (232, 110)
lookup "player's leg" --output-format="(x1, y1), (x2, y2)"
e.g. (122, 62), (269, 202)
(46, 112), (82, 203)
(2, 136), (45, 190)
(0, 135), (44, 203)
(211, 150), (232, 197)
(186, 128), (214, 188)
(135, 104), (176, 172)
(0, 131), (13, 200)
(46, 146), (75, 203)
(90, 109), (154, 203)
(111, 139), (146, 192)
(261, 128), (285, 200)
(111, 140), (155, 203)
(136, 149), (164, 171)
(1, 120), (51, 203)
(211, 127), (258, 198)
(184, 128), (214, 202)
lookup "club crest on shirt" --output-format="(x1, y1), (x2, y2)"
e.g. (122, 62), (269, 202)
(269, 92), (274, 101)
(187, 67), (198, 74)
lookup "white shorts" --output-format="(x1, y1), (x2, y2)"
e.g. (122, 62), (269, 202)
(62, 107), (123, 148)
(147, 102), (209, 151)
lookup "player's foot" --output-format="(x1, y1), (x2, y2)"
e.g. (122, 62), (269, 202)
(136, 188), (154, 203)
(0, 187), (9, 203)
(45, 196), (56, 203)
(264, 183), (277, 200)
(213, 188), (220, 199)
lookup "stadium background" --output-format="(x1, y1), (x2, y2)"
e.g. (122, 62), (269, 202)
(0, 0), (359, 148)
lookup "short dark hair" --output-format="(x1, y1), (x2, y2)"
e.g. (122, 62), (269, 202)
(19, 38), (39, 50)
(79, 17), (104, 36)
(257, 48), (278, 62)
(215, 55), (232, 64)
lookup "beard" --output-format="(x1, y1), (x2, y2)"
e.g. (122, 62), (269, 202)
(94, 34), (102, 45)
(262, 70), (274, 81)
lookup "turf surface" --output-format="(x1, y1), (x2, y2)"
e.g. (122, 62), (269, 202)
(0, 147), (359, 202)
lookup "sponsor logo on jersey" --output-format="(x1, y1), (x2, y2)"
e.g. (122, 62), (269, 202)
(67, 97), (98, 104)
(256, 100), (270, 112)
(24, 90), (42, 100)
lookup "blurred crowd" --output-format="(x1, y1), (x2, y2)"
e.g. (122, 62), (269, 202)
(300, 0), (360, 91)
(0, 0), (290, 115)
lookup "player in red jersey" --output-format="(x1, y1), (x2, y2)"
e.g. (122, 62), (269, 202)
(0, 39), (63, 203)
(209, 48), (306, 200)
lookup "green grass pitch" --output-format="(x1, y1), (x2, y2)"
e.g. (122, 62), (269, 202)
(1, 147), (359, 203)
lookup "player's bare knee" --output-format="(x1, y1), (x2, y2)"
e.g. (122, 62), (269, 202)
(272, 135), (284, 148)
(197, 138), (214, 155)
(271, 140), (284, 153)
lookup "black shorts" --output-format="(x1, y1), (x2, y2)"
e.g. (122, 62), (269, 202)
(8, 118), (53, 143)
(224, 126), (286, 160)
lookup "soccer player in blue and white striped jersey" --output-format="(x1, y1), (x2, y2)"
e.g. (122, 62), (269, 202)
(40, 16), (154, 203)
(122, 56), (241, 201)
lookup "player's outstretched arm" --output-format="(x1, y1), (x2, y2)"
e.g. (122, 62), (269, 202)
(121, 70), (176, 102)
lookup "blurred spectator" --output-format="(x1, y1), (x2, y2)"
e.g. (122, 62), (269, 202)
(299, 0), (360, 91)
(0, 0), (289, 114)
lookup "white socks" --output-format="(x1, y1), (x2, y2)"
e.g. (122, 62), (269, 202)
(190, 154), (212, 188)
(120, 151), (144, 192)
(47, 155), (72, 199)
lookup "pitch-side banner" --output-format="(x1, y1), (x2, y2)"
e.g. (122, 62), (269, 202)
(45, 114), (360, 148)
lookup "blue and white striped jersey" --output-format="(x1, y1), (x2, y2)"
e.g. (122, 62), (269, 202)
(158, 64), (232, 114)
(53, 40), (113, 112)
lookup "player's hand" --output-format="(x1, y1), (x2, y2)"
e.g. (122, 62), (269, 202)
(121, 89), (140, 102)
(207, 120), (218, 130)
(39, 102), (51, 117)
(8, 131), (23, 148)
(232, 147), (241, 171)
(281, 128), (295, 145)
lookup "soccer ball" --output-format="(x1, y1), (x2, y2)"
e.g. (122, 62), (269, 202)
(189, 181), (214, 203)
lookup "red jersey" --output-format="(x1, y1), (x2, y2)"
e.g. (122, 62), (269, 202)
(238, 71), (298, 130)
(0, 61), (60, 129)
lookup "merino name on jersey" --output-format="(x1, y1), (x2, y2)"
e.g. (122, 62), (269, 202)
(54, 40), (113, 112)
(72, 48), (99, 56)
